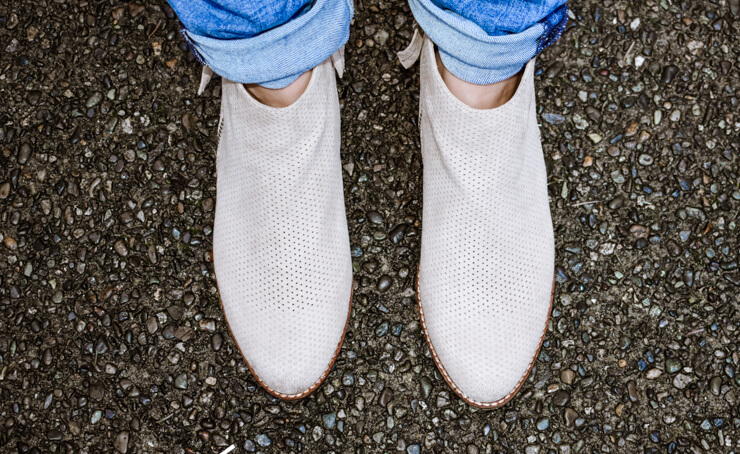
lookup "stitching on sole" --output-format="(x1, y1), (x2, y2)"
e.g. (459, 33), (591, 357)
(416, 267), (554, 409)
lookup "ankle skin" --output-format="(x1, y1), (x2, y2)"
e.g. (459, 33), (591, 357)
(245, 69), (313, 108)
(435, 51), (523, 110)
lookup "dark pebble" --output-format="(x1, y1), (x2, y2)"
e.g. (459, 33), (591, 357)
(379, 387), (394, 407)
(377, 275), (393, 292)
(367, 210), (384, 224)
(552, 390), (570, 406)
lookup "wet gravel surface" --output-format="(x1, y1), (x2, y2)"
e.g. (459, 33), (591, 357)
(1, 0), (739, 453)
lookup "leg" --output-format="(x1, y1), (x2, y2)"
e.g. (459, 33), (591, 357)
(409, 1), (567, 408)
(169, 0), (352, 105)
(167, 0), (355, 400)
(410, 0), (567, 108)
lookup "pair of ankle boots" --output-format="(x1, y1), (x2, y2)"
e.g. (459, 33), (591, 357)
(203, 34), (554, 408)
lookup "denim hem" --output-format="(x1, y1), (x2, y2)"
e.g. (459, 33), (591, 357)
(536, 4), (568, 55)
(179, 21), (208, 67)
(180, 0), (353, 88)
(409, 0), (566, 85)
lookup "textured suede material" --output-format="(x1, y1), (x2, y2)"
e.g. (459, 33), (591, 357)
(417, 36), (554, 405)
(212, 57), (352, 397)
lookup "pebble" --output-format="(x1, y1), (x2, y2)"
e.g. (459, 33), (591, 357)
(627, 380), (638, 402)
(86, 92), (103, 108)
(552, 390), (569, 407)
(661, 65), (679, 84)
(709, 376), (722, 395)
(114, 431), (129, 453)
(536, 417), (549, 431)
(113, 240), (128, 257)
(560, 369), (575, 385)
(542, 113), (566, 125)
(322, 413), (337, 429)
(373, 29), (389, 46)
(255, 434), (271, 447)
(420, 376), (433, 398)
(672, 373), (692, 390)
(377, 275), (393, 292)
(18, 143), (32, 164)
(0, 182), (10, 199)
(665, 358), (681, 374)
(563, 408), (578, 427)
(367, 210), (384, 224)
(646, 368), (662, 379)
(379, 388), (394, 407)
(436, 392), (450, 408)
(174, 373), (188, 390)
(389, 224), (406, 244)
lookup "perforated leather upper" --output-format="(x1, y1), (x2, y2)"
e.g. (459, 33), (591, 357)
(417, 36), (554, 406)
(212, 57), (352, 397)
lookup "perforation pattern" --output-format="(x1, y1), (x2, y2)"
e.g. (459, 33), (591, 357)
(212, 58), (352, 397)
(417, 36), (554, 406)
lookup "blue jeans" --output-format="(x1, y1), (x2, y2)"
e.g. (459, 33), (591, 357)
(168, 0), (567, 88)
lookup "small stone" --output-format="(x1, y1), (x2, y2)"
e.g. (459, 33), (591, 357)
(18, 143), (32, 164)
(322, 413), (337, 429)
(211, 333), (223, 351)
(661, 65), (679, 84)
(615, 403), (625, 417)
(86, 92), (103, 108)
(672, 373), (692, 390)
(627, 380), (638, 402)
(709, 376), (722, 396)
(436, 392), (450, 408)
(665, 358), (681, 374)
(0, 182), (10, 199)
(560, 369), (576, 385)
(342, 372), (355, 386)
(199, 319), (216, 332)
(563, 408), (578, 426)
(174, 373), (188, 390)
(182, 113), (195, 132)
(552, 390), (570, 407)
(113, 240), (128, 257)
(255, 434), (271, 447)
(377, 275), (393, 292)
(389, 224), (407, 244)
(420, 376), (433, 399)
(536, 417), (549, 431)
(379, 388), (394, 407)
(646, 368), (662, 379)
(587, 133), (602, 143)
(367, 211), (384, 224)
(4, 237), (17, 250)
(373, 29), (389, 46)
(543, 113), (566, 125)
(375, 321), (389, 337)
(638, 154), (654, 166)
(114, 431), (129, 453)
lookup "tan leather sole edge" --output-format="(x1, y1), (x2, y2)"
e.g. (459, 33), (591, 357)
(212, 254), (353, 400)
(415, 267), (554, 409)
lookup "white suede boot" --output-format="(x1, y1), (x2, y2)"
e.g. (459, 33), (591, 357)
(407, 33), (555, 408)
(203, 51), (352, 400)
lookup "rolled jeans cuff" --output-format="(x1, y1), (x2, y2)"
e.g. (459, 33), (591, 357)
(181, 0), (353, 89)
(409, 0), (567, 85)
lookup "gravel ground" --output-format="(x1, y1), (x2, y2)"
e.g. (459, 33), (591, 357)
(1, 0), (739, 453)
